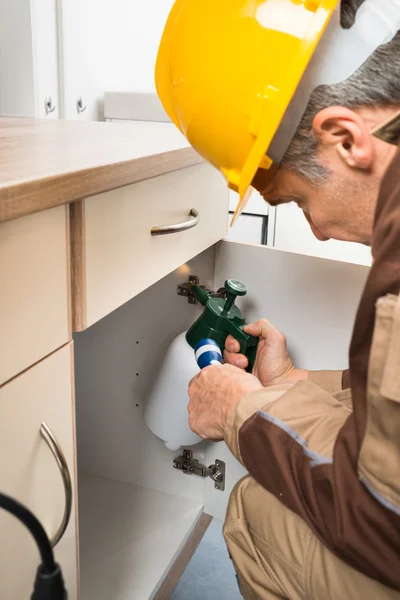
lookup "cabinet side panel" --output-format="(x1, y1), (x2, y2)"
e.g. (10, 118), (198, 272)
(74, 248), (215, 504)
(215, 240), (368, 370)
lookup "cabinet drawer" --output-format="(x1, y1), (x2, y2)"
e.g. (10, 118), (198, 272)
(0, 206), (70, 385)
(71, 162), (228, 329)
(0, 344), (78, 600)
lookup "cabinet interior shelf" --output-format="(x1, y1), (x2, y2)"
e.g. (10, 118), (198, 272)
(78, 472), (203, 600)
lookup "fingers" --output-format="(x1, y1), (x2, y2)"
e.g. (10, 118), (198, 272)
(223, 350), (248, 369)
(224, 335), (247, 368)
(244, 319), (284, 342)
(225, 335), (241, 353)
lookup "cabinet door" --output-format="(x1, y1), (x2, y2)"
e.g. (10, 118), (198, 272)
(0, 0), (59, 119)
(0, 206), (70, 386)
(31, 0), (60, 118)
(0, 344), (78, 600)
(273, 203), (372, 266)
(58, 0), (174, 121)
(204, 239), (370, 519)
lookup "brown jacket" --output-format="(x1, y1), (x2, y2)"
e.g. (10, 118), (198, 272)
(225, 150), (400, 590)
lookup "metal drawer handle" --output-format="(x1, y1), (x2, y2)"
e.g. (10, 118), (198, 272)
(151, 209), (200, 236)
(40, 422), (72, 548)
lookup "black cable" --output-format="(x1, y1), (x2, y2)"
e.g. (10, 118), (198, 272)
(0, 492), (55, 573)
(0, 492), (67, 598)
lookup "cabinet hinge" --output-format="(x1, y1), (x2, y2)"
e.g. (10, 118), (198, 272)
(173, 449), (226, 491)
(177, 275), (227, 304)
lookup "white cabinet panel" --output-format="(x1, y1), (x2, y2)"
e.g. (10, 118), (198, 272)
(0, 0), (59, 118)
(30, 0), (60, 118)
(226, 213), (267, 245)
(228, 190), (269, 216)
(274, 202), (372, 266)
(58, 0), (175, 120)
(215, 240), (368, 370)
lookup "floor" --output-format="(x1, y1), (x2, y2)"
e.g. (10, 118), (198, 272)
(169, 518), (242, 600)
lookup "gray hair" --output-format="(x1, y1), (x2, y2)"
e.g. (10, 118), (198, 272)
(281, 0), (400, 183)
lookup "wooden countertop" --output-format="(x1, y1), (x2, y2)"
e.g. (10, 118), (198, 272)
(0, 118), (203, 223)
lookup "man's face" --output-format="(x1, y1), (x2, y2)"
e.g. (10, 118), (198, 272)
(262, 164), (378, 245)
(256, 106), (399, 247)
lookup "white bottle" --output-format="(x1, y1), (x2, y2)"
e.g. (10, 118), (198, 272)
(144, 332), (201, 451)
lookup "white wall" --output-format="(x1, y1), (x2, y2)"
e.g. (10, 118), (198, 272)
(59, 0), (175, 120)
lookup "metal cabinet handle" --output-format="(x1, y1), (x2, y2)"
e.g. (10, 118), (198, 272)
(151, 209), (200, 236)
(40, 422), (72, 548)
(76, 96), (87, 114)
(44, 96), (56, 115)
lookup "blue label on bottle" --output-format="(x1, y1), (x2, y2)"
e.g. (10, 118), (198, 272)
(194, 339), (222, 369)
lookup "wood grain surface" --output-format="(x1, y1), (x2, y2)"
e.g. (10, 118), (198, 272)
(69, 201), (87, 332)
(0, 118), (203, 223)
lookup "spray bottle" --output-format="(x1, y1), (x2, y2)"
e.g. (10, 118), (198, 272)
(144, 279), (258, 451)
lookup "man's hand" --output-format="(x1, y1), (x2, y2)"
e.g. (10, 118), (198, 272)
(188, 364), (262, 440)
(224, 319), (308, 386)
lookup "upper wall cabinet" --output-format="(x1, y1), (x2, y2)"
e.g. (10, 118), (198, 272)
(0, 0), (175, 120)
(0, 0), (60, 118)
(58, 0), (175, 120)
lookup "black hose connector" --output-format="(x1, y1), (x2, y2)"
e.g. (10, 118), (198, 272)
(31, 564), (67, 600)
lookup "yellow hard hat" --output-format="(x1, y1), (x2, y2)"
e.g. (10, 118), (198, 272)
(156, 0), (338, 219)
(155, 0), (400, 221)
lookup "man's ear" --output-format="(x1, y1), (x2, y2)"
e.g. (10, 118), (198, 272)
(312, 106), (374, 170)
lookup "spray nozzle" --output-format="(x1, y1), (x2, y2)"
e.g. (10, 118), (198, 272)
(190, 284), (211, 306)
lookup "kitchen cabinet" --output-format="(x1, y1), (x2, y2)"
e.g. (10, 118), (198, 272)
(0, 0), (60, 118)
(0, 119), (370, 600)
(0, 344), (78, 600)
(0, 206), (70, 386)
(57, 0), (175, 120)
(74, 240), (368, 541)
(71, 163), (228, 329)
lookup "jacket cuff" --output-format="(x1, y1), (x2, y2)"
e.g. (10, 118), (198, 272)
(308, 370), (345, 393)
(224, 384), (293, 463)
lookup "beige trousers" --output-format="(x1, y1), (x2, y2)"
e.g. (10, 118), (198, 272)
(223, 387), (400, 600)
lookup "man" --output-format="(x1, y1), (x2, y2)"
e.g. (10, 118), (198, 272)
(156, 0), (400, 598)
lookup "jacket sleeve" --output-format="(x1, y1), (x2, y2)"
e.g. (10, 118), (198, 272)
(308, 369), (350, 393)
(224, 380), (350, 466)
